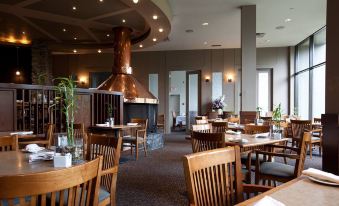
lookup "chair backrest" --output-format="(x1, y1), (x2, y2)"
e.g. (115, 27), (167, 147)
(87, 134), (122, 204)
(244, 124), (270, 134)
(240, 111), (257, 124)
(0, 157), (103, 206)
(294, 132), (311, 177)
(73, 123), (86, 141)
(157, 114), (165, 125)
(0, 135), (18, 152)
(195, 116), (207, 120)
(183, 147), (244, 206)
(131, 118), (148, 130)
(313, 118), (321, 124)
(228, 117), (240, 123)
(191, 124), (212, 133)
(191, 131), (225, 153)
(207, 112), (218, 119)
(290, 120), (312, 141)
(196, 119), (208, 124)
(211, 121), (228, 133)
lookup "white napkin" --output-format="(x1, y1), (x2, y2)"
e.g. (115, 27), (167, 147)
(127, 123), (138, 126)
(10, 131), (33, 135)
(28, 151), (54, 162)
(254, 196), (285, 206)
(302, 168), (339, 184)
(25, 144), (45, 153)
(225, 130), (241, 135)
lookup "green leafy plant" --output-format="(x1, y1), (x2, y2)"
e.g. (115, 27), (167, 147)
(107, 103), (113, 118)
(272, 103), (282, 131)
(54, 76), (77, 145)
(256, 106), (262, 118)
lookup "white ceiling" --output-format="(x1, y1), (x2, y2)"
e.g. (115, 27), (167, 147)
(143, 0), (326, 51)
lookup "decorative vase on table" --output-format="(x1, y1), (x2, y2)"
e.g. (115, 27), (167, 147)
(212, 96), (226, 117)
(217, 109), (223, 115)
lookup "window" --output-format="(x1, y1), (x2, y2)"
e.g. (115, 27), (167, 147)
(212, 72), (222, 101)
(149, 73), (158, 98)
(294, 27), (326, 120)
(257, 69), (272, 115)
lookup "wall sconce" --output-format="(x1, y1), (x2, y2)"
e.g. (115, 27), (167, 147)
(15, 70), (21, 76)
(78, 76), (87, 86)
(227, 74), (233, 83)
(205, 76), (210, 83)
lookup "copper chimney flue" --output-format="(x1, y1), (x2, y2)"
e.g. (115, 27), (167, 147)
(97, 27), (158, 104)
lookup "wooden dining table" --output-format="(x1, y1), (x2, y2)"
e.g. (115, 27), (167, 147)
(224, 133), (288, 152)
(236, 176), (339, 206)
(0, 151), (84, 177)
(88, 124), (142, 137)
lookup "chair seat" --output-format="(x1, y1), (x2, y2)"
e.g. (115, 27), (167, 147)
(122, 136), (145, 143)
(241, 153), (264, 164)
(260, 162), (295, 178)
(99, 187), (110, 203)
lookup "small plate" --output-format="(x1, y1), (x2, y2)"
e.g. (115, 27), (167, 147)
(308, 176), (339, 186)
(96, 124), (108, 127)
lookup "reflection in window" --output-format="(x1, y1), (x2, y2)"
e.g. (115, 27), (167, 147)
(212, 72), (222, 101)
(312, 65), (325, 118)
(296, 39), (310, 72)
(296, 71), (309, 120)
(149, 73), (158, 98)
(313, 29), (326, 66)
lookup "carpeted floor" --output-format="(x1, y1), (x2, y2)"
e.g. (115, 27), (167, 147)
(116, 133), (322, 206)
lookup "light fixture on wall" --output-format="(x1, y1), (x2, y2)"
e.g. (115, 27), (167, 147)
(205, 76), (210, 83)
(15, 47), (21, 76)
(227, 74), (233, 83)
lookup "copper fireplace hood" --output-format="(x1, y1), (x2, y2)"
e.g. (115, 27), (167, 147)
(97, 27), (158, 104)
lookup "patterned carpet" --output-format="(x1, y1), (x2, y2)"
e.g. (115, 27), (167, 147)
(116, 133), (322, 206)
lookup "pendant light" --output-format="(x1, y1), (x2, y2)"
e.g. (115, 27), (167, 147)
(15, 47), (21, 76)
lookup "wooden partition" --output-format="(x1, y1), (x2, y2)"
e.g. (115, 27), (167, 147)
(0, 83), (123, 134)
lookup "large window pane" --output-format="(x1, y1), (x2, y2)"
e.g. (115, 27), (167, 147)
(296, 39), (310, 72)
(312, 65), (325, 118)
(313, 28), (326, 65)
(149, 73), (158, 98)
(296, 71), (309, 119)
(212, 72), (222, 101)
(257, 70), (271, 114)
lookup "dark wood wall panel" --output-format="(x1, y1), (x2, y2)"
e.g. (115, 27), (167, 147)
(74, 94), (92, 129)
(0, 89), (16, 131)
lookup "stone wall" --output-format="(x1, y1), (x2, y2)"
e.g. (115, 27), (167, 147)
(31, 41), (53, 85)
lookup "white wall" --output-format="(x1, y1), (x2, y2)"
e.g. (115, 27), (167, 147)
(169, 71), (186, 115)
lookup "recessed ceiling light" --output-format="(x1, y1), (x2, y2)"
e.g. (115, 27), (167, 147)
(16, 71), (20, 76)
(139, 44), (143, 48)
(62, 28), (66, 32)
(204, 41), (207, 45)
(158, 28), (163, 32)
(152, 15), (158, 20)
(73, 49), (77, 53)
(133, 0), (139, 3)
(106, 34), (110, 37)
(185, 29), (194, 33)
(276, 26), (285, 30)
(285, 18), (292, 22)
(22, 31), (25, 35)
(72, 6), (77, 10)
(74, 37), (77, 40)
(98, 49), (102, 53)
(152, 38), (157, 42)
(122, 19), (126, 23)
(202, 22), (208, 26)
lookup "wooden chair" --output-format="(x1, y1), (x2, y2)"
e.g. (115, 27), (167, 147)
(156, 114), (165, 132)
(313, 118), (321, 124)
(0, 156), (103, 206)
(87, 134), (122, 206)
(244, 124), (270, 134)
(211, 121), (228, 133)
(191, 124), (212, 133)
(183, 147), (272, 206)
(260, 117), (272, 126)
(255, 132), (311, 185)
(291, 120), (322, 159)
(0, 135), (18, 152)
(191, 131), (225, 153)
(207, 111), (218, 119)
(195, 116), (207, 120)
(228, 117), (240, 123)
(240, 111), (257, 124)
(122, 118), (148, 160)
(18, 124), (55, 148)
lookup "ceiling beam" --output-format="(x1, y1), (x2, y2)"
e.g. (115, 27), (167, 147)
(18, 16), (61, 42)
(87, 8), (134, 21)
(15, 0), (42, 7)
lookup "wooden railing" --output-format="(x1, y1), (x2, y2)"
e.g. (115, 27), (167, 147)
(0, 83), (123, 134)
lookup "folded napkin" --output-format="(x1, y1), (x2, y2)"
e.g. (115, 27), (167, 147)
(10, 131), (33, 135)
(29, 151), (54, 163)
(254, 196), (285, 206)
(127, 123), (138, 126)
(302, 168), (339, 184)
(25, 144), (45, 153)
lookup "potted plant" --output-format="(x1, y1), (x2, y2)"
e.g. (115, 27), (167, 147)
(53, 76), (81, 163)
(272, 103), (282, 134)
(106, 103), (114, 126)
(212, 96), (225, 115)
